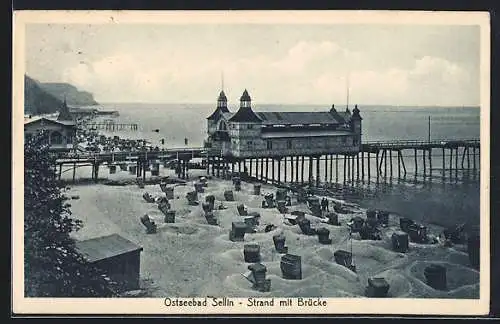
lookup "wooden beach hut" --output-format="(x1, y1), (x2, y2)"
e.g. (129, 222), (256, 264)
(75, 234), (143, 291)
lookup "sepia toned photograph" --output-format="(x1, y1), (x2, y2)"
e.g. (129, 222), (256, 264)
(12, 10), (490, 315)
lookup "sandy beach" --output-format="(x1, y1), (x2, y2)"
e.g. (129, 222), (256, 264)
(65, 165), (479, 299)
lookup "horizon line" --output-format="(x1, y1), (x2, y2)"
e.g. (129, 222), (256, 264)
(88, 101), (481, 108)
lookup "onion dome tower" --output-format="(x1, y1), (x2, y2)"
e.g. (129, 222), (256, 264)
(207, 90), (230, 121)
(217, 90), (229, 111)
(352, 104), (362, 120)
(350, 104), (362, 136)
(228, 89), (261, 123)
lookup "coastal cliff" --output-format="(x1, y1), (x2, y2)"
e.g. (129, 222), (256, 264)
(39, 82), (98, 107)
(24, 75), (98, 115)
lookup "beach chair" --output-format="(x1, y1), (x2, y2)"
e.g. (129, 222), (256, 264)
(194, 182), (205, 193)
(163, 210), (175, 223)
(204, 211), (217, 225)
(407, 223), (428, 243)
(205, 195), (215, 210)
(325, 212), (340, 226)
(334, 250), (354, 270)
(359, 224), (381, 240)
(365, 277), (390, 297)
(280, 254), (302, 280)
(273, 233), (288, 253)
(224, 190), (234, 201)
(237, 204), (248, 216)
(316, 227), (332, 244)
(243, 263), (271, 292)
(243, 216), (259, 233)
(186, 191), (199, 206)
(276, 200), (288, 214)
(391, 231), (409, 253)
(348, 216), (365, 233)
(243, 244), (261, 263)
(424, 264), (447, 291)
(158, 199), (171, 214)
(229, 222), (246, 242)
(140, 214), (157, 234)
(262, 193), (275, 208)
(399, 217), (414, 233)
(307, 197), (322, 217)
(298, 218), (316, 236)
(202, 202), (213, 213)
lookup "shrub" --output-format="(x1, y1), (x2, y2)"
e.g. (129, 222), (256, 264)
(24, 131), (118, 297)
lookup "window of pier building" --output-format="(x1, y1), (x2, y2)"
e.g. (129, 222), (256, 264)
(286, 140), (292, 149)
(267, 140), (272, 150)
(341, 136), (347, 144)
(247, 140), (253, 150)
(353, 137), (359, 146)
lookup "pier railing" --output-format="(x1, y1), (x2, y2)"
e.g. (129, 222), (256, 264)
(362, 138), (479, 150)
(56, 138), (479, 163)
(57, 147), (212, 163)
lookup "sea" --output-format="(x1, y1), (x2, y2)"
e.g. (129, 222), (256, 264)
(94, 103), (482, 229)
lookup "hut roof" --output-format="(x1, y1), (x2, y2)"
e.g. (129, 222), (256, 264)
(75, 234), (143, 263)
(24, 116), (75, 127)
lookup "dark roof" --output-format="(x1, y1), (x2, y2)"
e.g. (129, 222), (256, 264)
(228, 106), (262, 123)
(75, 234), (143, 263)
(57, 98), (74, 121)
(256, 111), (344, 125)
(207, 106), (230, 120)
(218, 90), (227, 101)
(240, 89), (251, 101)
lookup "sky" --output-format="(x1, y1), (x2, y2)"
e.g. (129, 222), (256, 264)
(25, 23), (481, 106)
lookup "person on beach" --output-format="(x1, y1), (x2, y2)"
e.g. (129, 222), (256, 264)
(321, 198), (329, 212)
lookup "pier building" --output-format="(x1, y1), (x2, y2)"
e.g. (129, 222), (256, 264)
(206, 89), (362, 158)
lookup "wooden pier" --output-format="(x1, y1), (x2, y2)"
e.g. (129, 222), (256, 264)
(55, 147), (211, 182)
(55, 138), (479, 185)
(86, 122), (139, 131)
(206, 138), (480, 186)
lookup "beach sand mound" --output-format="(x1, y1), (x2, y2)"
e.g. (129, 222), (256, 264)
(67, 172), (480, 298)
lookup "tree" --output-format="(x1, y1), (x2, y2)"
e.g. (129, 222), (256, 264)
(24, 131), (117, 297)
